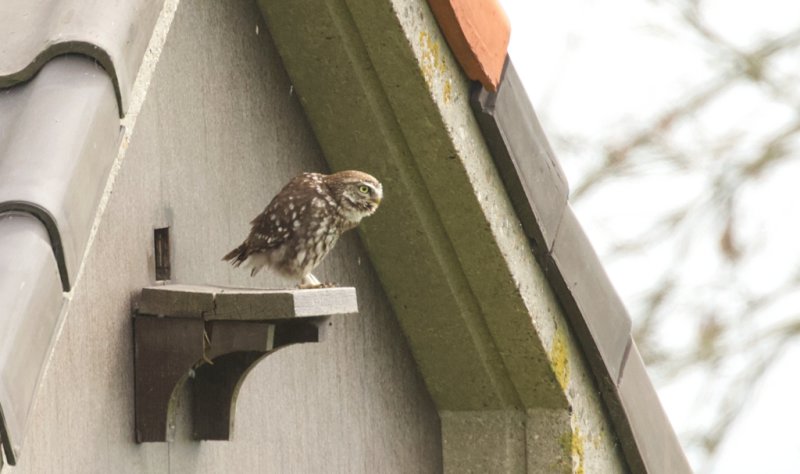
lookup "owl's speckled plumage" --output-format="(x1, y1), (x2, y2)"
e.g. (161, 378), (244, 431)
(223, 170), (382, 287)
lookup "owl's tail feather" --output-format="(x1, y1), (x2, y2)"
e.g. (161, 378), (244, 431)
(222, 243), (248, 267)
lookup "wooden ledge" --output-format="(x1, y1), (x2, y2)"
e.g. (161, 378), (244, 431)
(138, 284), (358, 320)
(133, 284), (358, 443)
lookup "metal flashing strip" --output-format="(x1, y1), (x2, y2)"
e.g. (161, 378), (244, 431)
(0, 213), (65, 465)
(0, 55), (121, 291)
(470, 58), (692, 473)
(617, 343), (693, 473)
(0, 0), (166, 115)
(470, 60), (569, 252)
(547, 207), (633, 384)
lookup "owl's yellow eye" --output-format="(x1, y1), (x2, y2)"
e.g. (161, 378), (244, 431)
(358, 185), (370, 194)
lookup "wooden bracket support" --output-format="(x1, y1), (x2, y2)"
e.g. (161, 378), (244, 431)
(132, 284), (358, 443)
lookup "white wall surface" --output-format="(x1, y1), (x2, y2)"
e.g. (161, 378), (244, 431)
(8, 0), (442, 472)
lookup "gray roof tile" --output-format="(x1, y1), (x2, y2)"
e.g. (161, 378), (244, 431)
(0, 213), (65, 465)
(0, 2), (163, 465)
(0, 55), (121, 291)
(0, 0), (165, 114)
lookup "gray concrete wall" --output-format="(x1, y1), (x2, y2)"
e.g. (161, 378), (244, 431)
(8, 0), (442, 472)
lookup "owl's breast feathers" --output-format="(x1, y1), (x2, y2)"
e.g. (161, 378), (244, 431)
(224, 170), (381, 283)
(223, 173), (336, 266)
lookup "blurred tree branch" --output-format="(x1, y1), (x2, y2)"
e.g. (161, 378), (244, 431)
(559, 0), (800, 469)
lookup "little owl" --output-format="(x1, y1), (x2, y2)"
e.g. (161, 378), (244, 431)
(223, 170), (383, 288)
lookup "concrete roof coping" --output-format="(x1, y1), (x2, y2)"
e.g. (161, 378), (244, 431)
(258, 0), (690, 467)
(0, 0), (165, 115)
(0, 55), (121, 291)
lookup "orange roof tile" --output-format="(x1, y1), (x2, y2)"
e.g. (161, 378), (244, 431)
(427, 0), (510, 91)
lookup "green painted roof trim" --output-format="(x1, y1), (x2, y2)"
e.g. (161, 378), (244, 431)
(256, 0), (568, 413)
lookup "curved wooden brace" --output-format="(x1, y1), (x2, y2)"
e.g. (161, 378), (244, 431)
(192, 319), (328, 440)
(132, 284), (354, 443)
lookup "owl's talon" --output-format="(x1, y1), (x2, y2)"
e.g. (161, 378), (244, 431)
(297, 281), (337, 289)
(299, 273), (322, 288)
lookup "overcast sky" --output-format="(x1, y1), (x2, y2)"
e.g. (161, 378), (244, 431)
(498, 1), (800, 472)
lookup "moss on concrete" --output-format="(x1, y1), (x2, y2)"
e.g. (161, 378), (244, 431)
(572, 427), (586, 474)
(550, 325), (571, 391)
(418, 30), (452, 104)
